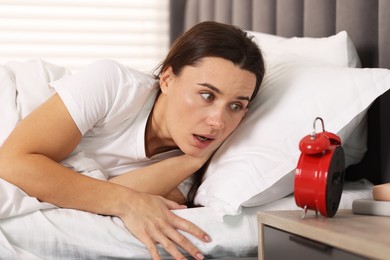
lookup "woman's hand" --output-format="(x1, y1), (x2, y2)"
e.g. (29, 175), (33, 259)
(119, 192), (209, 260)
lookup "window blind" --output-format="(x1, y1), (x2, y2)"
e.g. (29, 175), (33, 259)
(0, 0), (169, 73)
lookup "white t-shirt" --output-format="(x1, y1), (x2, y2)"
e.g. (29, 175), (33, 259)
(51, 59), (182, 178)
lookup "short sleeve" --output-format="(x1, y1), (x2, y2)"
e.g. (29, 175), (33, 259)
(50, 60), (156, 135)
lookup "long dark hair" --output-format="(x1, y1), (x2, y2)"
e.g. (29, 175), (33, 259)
(155, 21), (265, 206)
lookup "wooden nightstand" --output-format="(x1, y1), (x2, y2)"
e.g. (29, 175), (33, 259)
(257, 209), (390, 260)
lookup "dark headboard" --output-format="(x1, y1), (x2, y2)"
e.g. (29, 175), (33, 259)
(170, 0), (390, 184)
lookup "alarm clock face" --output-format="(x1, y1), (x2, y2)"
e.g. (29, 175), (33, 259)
(326, 146), (345, 217)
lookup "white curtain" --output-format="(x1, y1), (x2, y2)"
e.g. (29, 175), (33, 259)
(0, 0), (169, 72)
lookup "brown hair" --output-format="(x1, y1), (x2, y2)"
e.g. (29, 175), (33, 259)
(155, 21), (265, 101)
(155, 21), (265, 206)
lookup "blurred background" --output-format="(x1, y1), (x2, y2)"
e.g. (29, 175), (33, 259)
(0, 0), (169, 73)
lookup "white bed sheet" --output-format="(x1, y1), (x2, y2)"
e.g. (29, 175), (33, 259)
(0, 179), (373, 259)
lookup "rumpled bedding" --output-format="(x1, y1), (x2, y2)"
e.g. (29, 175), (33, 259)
(0, 59), (70, 144)
(0, 60), (374, 259)
(0, 179), (373, 259)
(0, 60), (70, 218)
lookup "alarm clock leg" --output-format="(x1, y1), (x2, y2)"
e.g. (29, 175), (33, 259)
(301, 205), (308, 219)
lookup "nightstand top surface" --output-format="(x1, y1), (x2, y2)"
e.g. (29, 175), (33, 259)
(258, 209), (390, 260)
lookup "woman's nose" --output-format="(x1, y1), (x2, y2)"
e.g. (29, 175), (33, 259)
(206, 108), (226, 129)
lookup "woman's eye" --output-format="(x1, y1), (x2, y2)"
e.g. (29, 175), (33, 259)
(230, 103), (244, 112)
(201, 92), (214, 102)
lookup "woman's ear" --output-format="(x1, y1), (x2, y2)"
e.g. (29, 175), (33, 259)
(159, 66), (174, 94)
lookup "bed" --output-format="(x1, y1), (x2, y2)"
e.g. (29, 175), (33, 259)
(0, 0), (389, 259)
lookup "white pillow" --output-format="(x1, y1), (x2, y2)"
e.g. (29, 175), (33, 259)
(248, 30), (364, 162)
(194, 63), (390, 218)
(247, 30), (361, 68)
(191, 30), (362, 218)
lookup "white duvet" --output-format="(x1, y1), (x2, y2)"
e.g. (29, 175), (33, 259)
(0, 60), (374, 259)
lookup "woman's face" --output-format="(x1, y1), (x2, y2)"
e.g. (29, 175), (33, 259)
(159, 57), (256, 158)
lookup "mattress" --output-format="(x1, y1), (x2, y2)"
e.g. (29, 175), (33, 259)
(0, 179), (373, 259)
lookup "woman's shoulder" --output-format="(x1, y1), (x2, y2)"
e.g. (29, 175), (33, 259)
(87, 59), (151, 77)
(88, 59), (156, 88)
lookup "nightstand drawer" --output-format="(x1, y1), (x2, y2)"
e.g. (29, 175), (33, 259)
(262, 226), (367, 260)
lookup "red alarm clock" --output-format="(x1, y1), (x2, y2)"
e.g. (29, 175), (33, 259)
(294, 117), (345, 218)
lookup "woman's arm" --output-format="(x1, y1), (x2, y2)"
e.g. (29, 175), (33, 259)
(109, 154), (205, 201)
(0, 94), (208, 260)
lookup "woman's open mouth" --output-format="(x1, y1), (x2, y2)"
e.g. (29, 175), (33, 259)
(193, 134), (214, 148)
(196, 135), (210, 142)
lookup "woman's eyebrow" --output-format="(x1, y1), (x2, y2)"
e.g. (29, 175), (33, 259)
(197, 83), (250, 101)
(197, 83), (221, 94)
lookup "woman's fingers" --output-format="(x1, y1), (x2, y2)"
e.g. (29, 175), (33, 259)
(149, 212), (207, 260)
(133, 218), (197, 260)
(160, 197), (211, 250)
(171, 213), (211, 243)
(137, 235), (162, 260)
(153, 231), (189, 260)
(121, 194), (210, 260)
(161, 222), (205, 260)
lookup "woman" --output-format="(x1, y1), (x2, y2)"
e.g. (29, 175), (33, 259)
(0, 21), (265, 259)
